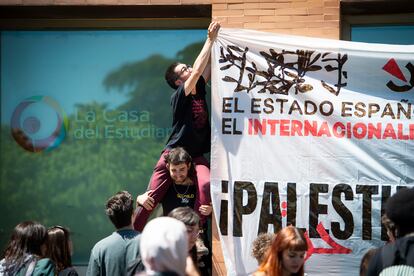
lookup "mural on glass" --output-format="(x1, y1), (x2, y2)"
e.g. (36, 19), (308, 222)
(0, 29), (205, 263)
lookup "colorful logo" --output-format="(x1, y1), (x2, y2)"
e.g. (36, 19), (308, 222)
(382, 58), (414, 92)
(11, 96), (69, 152)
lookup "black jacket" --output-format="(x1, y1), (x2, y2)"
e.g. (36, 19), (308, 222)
(366, 235), (414, 276)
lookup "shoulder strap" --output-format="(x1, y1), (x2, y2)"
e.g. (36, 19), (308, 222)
(381, 243), (397, 268)
(395, 236), (414, 266)
(24, 259), (37, 276)
(380, 236), (414, 269)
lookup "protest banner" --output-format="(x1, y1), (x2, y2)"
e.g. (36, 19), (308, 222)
(210, 28), (414, 275)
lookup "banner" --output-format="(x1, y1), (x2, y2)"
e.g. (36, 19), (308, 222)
(210, 28), (414, 275)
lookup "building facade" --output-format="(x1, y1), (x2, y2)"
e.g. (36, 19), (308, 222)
(1, 0), (413, 275)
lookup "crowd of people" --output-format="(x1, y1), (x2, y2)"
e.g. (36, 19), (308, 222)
(3, 186), (412, 276)
(0, 221), (76, 276)
(2, 19), (414, 276)
(248, 187), (414, 276)
(0, 191), (208, 276)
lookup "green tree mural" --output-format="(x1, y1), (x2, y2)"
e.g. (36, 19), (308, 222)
(0, 41), (204, 263)
(104, 42), (204, 129)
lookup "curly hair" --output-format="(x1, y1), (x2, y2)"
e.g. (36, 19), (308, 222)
(385, 187), (414, 238)
(106, 191), (134, 229)
(251, 232), (275, 264)
(381, 213), (396, 242)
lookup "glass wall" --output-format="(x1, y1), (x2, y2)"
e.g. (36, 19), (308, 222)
(351, 25), (414, 44)
(0, 29), (205, 264)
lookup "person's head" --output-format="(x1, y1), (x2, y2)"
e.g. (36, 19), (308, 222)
(46, 226), (72, 273)
(168, 206), (200, 250)
(258, 226), (307, 276)
(2, 221), (48, 270)
(385, 187), (414, 238)
(251, 232), (275, 265)
(140, 217), (188, 276)
(381, 213), (396, 243)
(106, 191), (134, 229)
(359, 248), (377, 276)
(165, 62), (193, 89)
(164, 147), (195, 184)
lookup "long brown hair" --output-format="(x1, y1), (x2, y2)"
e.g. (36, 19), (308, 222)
(257, 226), (307, 276)
(2, 221), (47, 274)
(46, 226), (72, 273)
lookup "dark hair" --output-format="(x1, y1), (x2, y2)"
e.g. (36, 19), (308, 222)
(385, 187), (414, 237)
(2, 221), (48, 272)
(381, 214), (396, 242)
(46, 226), (72, 273)
(165, 62), (180, 89)
(359, 248), (377, 276)
(251, 232), (275, 264)
(164, 147), (195, 177)
(106, 191), (134, 229)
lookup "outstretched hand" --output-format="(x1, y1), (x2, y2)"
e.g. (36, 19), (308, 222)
(137, 190), (155, 211)
(208, 21), (221, 41)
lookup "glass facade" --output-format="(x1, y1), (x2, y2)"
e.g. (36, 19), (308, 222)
(0, 29), (205, 264)
(351, 25), (414, 45)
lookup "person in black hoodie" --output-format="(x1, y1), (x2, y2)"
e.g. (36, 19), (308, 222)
(366, 187), (414, 276)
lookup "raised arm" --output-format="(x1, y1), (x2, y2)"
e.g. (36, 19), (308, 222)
(184, 21), (220, 96)
(202, 59), (211, 83)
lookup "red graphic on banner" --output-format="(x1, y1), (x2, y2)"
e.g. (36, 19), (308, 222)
(281, 201), (287, 217)
(383, 58), (407, 82)
(304, 222), (352, 260)
(382, 59), (414, 92)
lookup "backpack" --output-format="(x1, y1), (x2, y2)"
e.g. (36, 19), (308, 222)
(379, 235), (414, 275)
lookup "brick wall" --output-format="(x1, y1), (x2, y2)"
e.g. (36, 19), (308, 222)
(0, 0), (211, 5)
(213, 0), (340, 38)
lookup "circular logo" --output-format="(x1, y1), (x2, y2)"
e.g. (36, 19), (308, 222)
(10, 96), (68, 152)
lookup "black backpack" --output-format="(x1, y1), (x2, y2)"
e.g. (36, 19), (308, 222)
(379, 235), (414, 275)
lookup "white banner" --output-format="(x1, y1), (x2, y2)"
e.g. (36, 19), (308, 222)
(210, 28), (414, 275)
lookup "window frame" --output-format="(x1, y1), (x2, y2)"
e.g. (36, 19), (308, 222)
(340, 0), (414, 41)
(0, 5), (211, 30)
